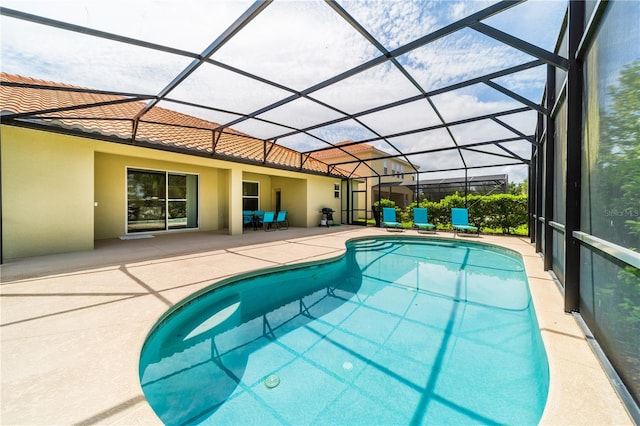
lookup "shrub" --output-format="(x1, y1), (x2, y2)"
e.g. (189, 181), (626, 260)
(373, 199), (396, 209)
(403, 193), (528, 234)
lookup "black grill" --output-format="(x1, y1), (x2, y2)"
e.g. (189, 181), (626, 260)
(320, 208), (334, 226)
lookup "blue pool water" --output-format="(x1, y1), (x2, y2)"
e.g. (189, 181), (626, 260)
(139, 237), (549, 425)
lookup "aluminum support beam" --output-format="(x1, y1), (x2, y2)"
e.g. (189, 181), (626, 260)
(219, 0), (522, 131)
(564, 0), (585, 313)
(0, 7), (198, 59)
(460, 146), (528, 163)
(311, 106), (532, 155)
(2, 96), (151, 121)
(470, 21), (569, 70)
(528, 161), (534, 243)
(484, 80), (547, 114)
(544, 65), (556, 271)
(491, 117), (537, 144)
(326, 0), (429, 173)
(534, 113), (544, 251)
(325, 136), (530, 168)
(133, 1), (272, 123)
(279, 60), (543, 144)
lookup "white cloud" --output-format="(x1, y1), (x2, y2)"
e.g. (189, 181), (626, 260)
(453, 0), (509, 24)
(212, 1), (378, 90)
(482, 0), (567, 51)
(357, 99), (442, 136)
(430, 90), (518, 121)
(310, 61), (422, 114)
(403, 29), (534, 91)
(275, 131), (324, 152)
(306, 119), (378, 145)
(1, 0), (253, 52)
(339, 0), (438, 50)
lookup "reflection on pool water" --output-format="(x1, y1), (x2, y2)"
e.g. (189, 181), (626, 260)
(139, 237), (549, 425)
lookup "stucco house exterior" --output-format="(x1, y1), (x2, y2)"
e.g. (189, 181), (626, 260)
(0, 73), (347, 260)
(312, 141), (417, 220)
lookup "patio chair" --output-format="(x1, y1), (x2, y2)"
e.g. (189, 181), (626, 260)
(413, 207), (435, 233)
(276, 210), (289, 230)
(451, 208), (479, 236)
(243, 210), (254, 230)
(262, 211), (276, 231)
(254, 210), (265, 227)
(382, 207), (403, 231)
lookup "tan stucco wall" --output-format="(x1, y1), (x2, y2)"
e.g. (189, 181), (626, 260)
(307, 176), (342, 226)
(1, 126), (95, 258)
(271, 176), (307, 227)
(243, 172), (273, 212)
(2, 125), (343, 259)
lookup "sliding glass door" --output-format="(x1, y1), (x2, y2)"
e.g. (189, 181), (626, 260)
(127, 169), (198, 233)
(127, 170), (166, 232)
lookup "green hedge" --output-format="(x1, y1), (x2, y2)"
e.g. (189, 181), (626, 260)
(384, 193), (528, 234)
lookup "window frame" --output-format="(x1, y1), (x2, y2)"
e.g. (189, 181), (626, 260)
(126, 167), (200, 234)
(242, 180), (260, 211)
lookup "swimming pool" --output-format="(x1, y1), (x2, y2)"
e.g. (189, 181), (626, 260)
(139, 236), (549, 425)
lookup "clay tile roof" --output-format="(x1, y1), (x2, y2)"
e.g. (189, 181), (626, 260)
(310, 140), (374, 159)
(0, 73), (341, 176)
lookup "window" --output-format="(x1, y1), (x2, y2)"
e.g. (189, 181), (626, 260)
(334, 183), (340, 198)
(383, 160), (388, 175)
(127, 169), (198, 233)
(243, 181), (259, 210)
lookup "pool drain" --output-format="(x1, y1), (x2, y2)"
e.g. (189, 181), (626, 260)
(342, 361), (353, 371)
(264, 374), (280, 389)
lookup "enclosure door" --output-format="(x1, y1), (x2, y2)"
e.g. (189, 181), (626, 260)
(351, 189), (367, 225)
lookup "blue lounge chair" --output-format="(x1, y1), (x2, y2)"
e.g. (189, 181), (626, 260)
(382, 207), (403, 231)
(413, 207), (435, 233)
(451, 208), (479, 236)
(276, 210), (288, 230)
(262, 211), (276, 231)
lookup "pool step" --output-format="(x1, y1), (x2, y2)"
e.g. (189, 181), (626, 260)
(351, 239), (398, 252)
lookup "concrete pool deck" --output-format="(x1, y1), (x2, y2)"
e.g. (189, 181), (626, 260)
(0, 226), (633, 425)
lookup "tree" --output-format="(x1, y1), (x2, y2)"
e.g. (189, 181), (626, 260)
(508, 179), (528, 196)
(595, 59), (640, 250)
(592, 60), (640, 392)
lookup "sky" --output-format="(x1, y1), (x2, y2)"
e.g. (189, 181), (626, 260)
(0, 0), (568, 182)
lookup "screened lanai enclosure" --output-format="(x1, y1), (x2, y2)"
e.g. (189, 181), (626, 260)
(1, 0), (639, 419)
